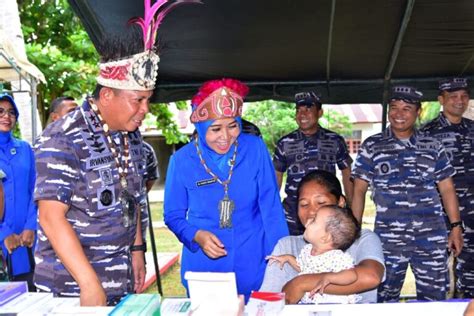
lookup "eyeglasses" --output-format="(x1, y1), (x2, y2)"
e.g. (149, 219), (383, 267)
(0, 108), (16, 118)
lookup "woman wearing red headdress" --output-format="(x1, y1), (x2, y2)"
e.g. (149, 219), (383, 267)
(164, 78), (289, 299)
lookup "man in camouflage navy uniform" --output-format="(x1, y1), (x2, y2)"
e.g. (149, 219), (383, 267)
(351, 86), (464, 302)
(143, 141), (159, 193)
(421, 78), (474, 298)
(33, 26), (159, 306)
(273, 91), (353, 235)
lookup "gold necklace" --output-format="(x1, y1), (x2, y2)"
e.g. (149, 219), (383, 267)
(90, 102), (135, 228)
(194, 137), (238, 228)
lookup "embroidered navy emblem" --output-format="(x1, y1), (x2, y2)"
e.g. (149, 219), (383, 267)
(80, 129), (108, 155)
(97, 186), (115, 209)
(99, 168), (114, 185)
(380, 162), (390, 174)
(100, 189), (113, 206)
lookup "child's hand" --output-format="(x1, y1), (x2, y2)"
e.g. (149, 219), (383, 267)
(266, 255), (290, 269)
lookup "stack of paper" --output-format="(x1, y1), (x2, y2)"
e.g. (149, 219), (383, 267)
(1, 292), (53, 314)
(0, 281), (28, 307)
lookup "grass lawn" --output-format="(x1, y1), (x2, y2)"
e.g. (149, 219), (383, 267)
(145, 196), (416, 299)
(143, 202), (186, 297)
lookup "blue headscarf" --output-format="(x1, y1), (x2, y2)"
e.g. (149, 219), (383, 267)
(194, 117), (242, 174)
(0, 94), (19, 145)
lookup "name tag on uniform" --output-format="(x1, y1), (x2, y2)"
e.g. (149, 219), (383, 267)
(196, 178), (217, 187)
(416, 141), (437, 151)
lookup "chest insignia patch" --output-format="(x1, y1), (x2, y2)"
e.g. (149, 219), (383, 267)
(99, 168), (114, 185)
(97, 186), (115, 209)
(380, 162), (390, 174)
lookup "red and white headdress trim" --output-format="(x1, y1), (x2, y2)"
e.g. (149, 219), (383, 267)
(97, 51), (160, 91)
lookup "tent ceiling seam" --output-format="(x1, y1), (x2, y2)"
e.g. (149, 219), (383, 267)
(325, 0), (337, 87)
(461, 52), (474, 75)
(383, 0), (415, 81)
(381, 0), (416, 131)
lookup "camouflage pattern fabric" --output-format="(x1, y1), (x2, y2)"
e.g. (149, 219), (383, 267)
(353, 128), (455, 302)
(273, 127), (352, 235)
(422, 113), (474, 297)
(241, 119), (261, 137)
(143, 141), (159, 182)
(33, 101), (147, 303)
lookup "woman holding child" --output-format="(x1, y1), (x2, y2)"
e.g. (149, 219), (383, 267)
(260, 170), (385, 303)
(164, 78), (289, 300)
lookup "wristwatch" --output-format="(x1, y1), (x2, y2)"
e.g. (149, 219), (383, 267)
(450, 221), (465, 233)
(130, 242), (147, 252)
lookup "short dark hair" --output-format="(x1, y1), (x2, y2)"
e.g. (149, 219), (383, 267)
(50, 96), (75, 114)
(297, 170), (344, 203)
(324, 205), (360, 251)
(91, 84), (122, 100)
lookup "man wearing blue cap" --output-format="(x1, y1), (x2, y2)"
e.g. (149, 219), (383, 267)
(273, 91), (352, 235)
(0, 94), (37, 291)
(421, 78), (474, 298)
(352, 86), (463, 302)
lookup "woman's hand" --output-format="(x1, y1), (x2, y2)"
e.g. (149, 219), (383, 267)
(20, 229), (35, 248)
(194, 230), (227, 259)
(4, 234), (21, 254)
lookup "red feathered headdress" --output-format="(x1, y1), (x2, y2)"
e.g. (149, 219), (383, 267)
(97, 0), (201, 91)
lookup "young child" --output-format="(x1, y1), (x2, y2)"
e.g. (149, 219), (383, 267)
(267, 205), (361, 304)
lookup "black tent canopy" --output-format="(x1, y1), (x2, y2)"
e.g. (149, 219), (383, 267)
(69, 0), (474, 105)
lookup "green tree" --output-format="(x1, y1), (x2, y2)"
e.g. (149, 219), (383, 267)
(19, 0), (186, 144)
(320, 109), (352, 137)
(149, 101), (189, 145)
(417, 101), (441, 127)
(244, 100), (297, 153)
(19, 0), (98, 126)
(245, 100), (353, 153)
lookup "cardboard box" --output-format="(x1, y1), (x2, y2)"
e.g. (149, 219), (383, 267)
(246, 291), (285, 315)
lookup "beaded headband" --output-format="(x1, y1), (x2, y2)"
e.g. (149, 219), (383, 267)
(190, 78), (249, 123)
(97, 0), (201, 91)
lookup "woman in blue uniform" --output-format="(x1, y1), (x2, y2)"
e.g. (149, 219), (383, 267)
(0, 94), (37, 290)
(164, 78), (289, 299)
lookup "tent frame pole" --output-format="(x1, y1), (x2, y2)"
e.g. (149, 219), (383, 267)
(381, 0), (416, 131)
